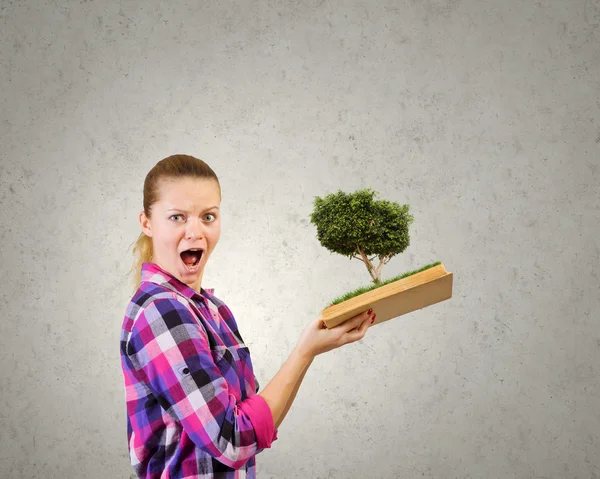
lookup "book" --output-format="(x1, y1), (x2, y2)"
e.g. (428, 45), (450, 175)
(320, 263), (453, 329)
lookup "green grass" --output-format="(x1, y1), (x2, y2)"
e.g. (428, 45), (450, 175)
(327, 261), (442, 307)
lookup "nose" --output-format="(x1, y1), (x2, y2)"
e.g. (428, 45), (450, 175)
(186, 219), (204, 240)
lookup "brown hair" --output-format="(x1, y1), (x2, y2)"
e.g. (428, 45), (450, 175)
(127, 154), (221, 294)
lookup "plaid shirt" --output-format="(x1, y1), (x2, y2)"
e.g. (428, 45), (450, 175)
(120, 262), (278, 478)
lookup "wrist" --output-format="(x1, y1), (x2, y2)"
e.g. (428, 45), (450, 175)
(292, 344), (315, 366)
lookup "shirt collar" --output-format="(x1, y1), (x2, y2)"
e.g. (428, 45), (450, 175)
(140, 262), (215, 301)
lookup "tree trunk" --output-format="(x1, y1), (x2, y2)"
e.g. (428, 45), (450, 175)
(357, 246), (382, 284)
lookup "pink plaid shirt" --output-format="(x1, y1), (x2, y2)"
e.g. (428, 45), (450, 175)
(120, 262), (278, 478)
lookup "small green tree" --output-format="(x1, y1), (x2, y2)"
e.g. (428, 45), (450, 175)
(309, 188), (414, 285)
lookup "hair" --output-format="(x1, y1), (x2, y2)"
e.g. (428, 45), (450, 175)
(127, 154), (221, 294)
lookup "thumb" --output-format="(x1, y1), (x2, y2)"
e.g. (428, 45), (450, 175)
(318, 317), (327, 329)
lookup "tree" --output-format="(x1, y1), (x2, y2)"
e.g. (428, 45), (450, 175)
(309, 188), (414, 285)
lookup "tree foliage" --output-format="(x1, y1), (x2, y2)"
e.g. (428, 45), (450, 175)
(308, 187), (414, 283)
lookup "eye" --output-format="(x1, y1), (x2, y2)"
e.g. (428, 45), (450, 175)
(170, 214), (184, 222)
(205, 213), (216, 222)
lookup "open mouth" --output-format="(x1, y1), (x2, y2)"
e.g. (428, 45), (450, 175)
(180, 249), (204, 270)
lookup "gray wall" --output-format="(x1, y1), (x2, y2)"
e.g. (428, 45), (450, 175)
(1, 0), (598, 477)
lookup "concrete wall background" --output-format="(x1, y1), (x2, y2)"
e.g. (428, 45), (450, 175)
(1, 0), (598, 477)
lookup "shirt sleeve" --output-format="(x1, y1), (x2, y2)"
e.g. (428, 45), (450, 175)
(125, 297), (277, 469)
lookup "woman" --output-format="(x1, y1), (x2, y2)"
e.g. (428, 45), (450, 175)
(120, 154), (376, 478)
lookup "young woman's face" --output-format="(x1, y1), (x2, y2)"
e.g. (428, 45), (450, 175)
(140, 176), (221, 291)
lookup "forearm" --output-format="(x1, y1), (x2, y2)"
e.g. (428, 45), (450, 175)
(258, 345), (313, 429)
(274, 356), (313, 429)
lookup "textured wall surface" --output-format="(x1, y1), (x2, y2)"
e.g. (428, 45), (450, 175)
(1, 0), (599, 478)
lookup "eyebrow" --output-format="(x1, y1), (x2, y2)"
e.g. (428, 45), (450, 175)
(166, 206), (220, 213)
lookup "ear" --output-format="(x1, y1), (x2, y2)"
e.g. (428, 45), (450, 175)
(139, 211), (152, 237)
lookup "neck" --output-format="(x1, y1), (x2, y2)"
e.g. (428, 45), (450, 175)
(192, 272), (203, 292)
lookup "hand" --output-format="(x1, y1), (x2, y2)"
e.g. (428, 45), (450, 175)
(295, 309), (374, 359)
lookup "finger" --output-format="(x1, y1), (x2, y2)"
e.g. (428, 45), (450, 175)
(359, 316), (371, 333)
(347, 314), (369, 331)
(344, 310), (371, 331)
(344, 317), (370, 343)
